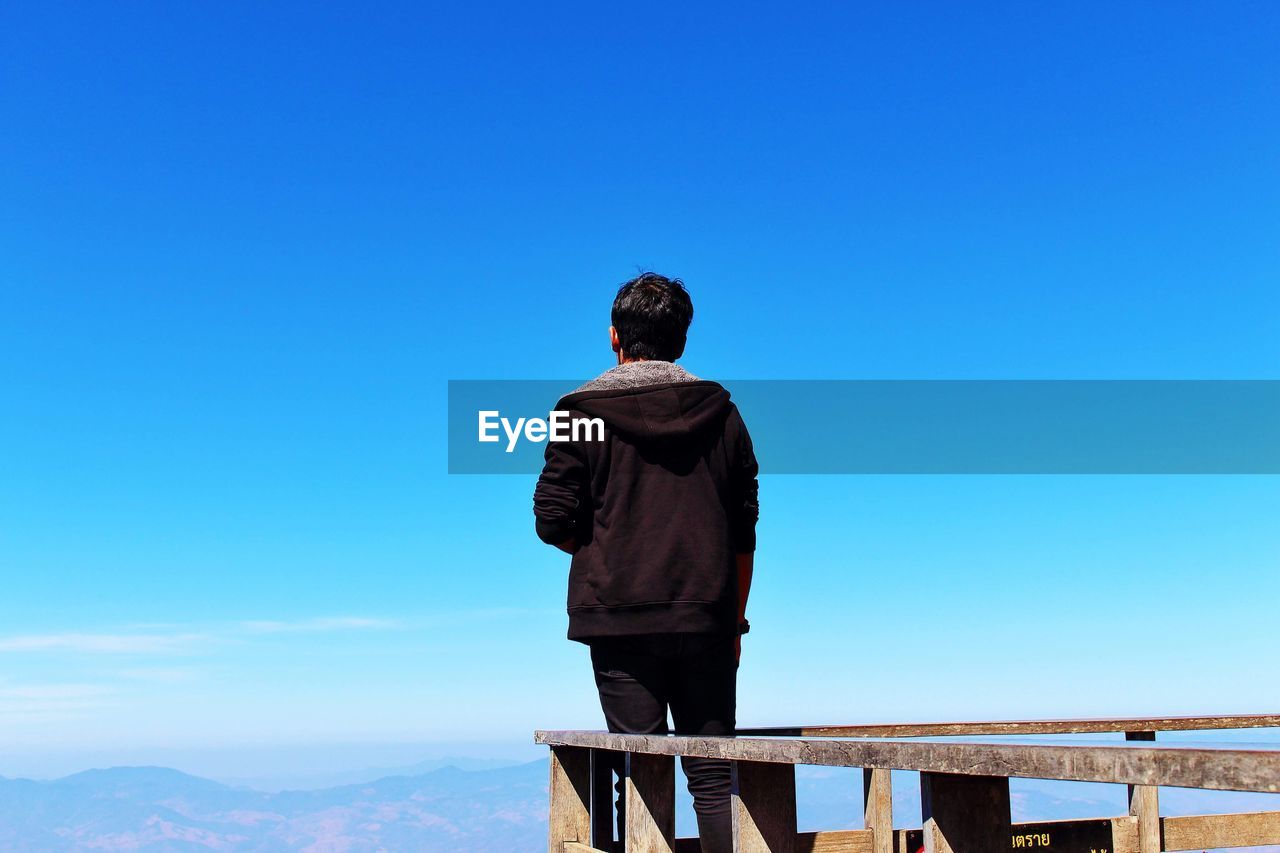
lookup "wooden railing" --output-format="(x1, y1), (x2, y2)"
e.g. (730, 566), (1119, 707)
(536, 714), (1280, 853)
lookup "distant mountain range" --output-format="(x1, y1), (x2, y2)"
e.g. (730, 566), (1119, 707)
(0, 762), (548, 851)
(1, 761), (1276, 851)
(214, 756), (524, 793)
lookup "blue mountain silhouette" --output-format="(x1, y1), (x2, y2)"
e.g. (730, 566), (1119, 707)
(1, 762), (1276, 851)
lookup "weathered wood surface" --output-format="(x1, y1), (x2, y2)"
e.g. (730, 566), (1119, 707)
(660, 812), (1278, 853)
(1161, 810), (1280, 851)
(549, 746), (592, 852)
(863, 768), (893, 853)
(625, 752), (675, 852)
(1124, 730), (1161, 853)
(738, 713), (1280, 738)
(534, 731), (1280, 792)
(921, 772), (1012, 853)
(798, 830), (873, 853)
(1111, 815), (1139, 853)
(562, 844), (605, 853)
(677, 831), (872, 853)
(733, 760), (798, 852)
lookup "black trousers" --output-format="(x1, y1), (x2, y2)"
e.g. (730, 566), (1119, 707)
(589, 632), (736, 853)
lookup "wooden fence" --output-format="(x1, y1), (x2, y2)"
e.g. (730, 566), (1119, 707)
(537, 714), (1280, 853)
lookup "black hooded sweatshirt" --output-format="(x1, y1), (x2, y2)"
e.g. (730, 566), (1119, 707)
(533, 364), (759, 642)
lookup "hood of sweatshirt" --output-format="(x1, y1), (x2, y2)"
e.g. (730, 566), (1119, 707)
(557, 361), (732, 444)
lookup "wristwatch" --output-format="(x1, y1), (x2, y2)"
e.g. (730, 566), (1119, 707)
(738, 619), (750, 635)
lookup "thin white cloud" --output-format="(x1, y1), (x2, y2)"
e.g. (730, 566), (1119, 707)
(0, 682), (114, 718)
(0, 616), (402, 657)
(113, 667), (204, 683)
(0, 684), (110, 700)
(239, 616), (401, 634)
(0, 632), (208, 654)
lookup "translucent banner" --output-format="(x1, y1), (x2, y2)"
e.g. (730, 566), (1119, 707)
(447, 380), (1280, 474)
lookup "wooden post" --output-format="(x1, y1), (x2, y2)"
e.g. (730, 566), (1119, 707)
(863, 768), (894, 853)
(1110, 815), (1140, 853)
(920, 771), (1012, 853)
(733, 760), (797, 852)
(1126, 731), (1161, 853)
(550, 746), (593, 852)
(625, 752), (675, 852)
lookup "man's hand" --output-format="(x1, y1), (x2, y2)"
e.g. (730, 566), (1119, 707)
(553, 538), (579, 555)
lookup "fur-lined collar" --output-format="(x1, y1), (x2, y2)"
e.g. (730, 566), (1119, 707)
(571, 360), (700, 394)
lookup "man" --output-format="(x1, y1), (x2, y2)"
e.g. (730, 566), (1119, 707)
(533, 273), (759, 853)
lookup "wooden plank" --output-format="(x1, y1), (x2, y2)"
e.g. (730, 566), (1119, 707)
(1128, 782), (1159, 853)
(685, 831), (874, 853)
(1162, 811), (1280, 851)
(625, 752), (675, 852)
(682, 830), (873, 853)
(1123, 731), (1154, 807)
(564, 844), (608, 853)
(1125, 753), (1158, 853)
(1125, 731), (1160, 853)
(738, 713), (1280, 739)
(863, 768), (893, 853)
(534, 731), (1280, 793)
(799, 830), (873, 853)
(666, 815), (1278, 853)
(734, 760), (798, 852)
(550, 746), (593, 852)
(921, 772), (1012, 853)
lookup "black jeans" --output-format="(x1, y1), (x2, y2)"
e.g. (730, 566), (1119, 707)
(590, 632), (736, 853)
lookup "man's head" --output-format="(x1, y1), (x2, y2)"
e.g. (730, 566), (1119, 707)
(609, 273), (694, 363)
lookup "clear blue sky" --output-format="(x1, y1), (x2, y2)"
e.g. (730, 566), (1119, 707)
(1, 2), (1277, 775)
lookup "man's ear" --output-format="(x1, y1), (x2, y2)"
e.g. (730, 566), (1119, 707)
(609, 326), (621, 355)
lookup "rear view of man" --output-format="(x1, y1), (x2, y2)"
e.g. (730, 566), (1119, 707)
(533, 273), (759, 853)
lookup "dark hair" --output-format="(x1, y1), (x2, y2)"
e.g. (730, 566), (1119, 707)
(611, 273), (694, 361)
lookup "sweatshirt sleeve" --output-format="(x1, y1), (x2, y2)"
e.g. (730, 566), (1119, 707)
(728, 406), (760, 553)
(533, 429), (590, 546)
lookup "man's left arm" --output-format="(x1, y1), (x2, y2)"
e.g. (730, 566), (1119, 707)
(533, 431), (589, 555)
(735, 552), (754, 661)
(728, 407), (760, 659)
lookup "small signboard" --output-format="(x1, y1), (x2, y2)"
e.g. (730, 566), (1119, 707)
(898, 819), (1118, 853)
